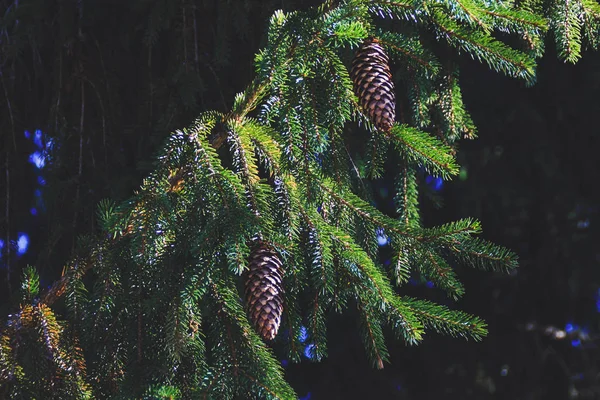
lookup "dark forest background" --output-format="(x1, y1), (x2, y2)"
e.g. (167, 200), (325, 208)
(1, 1), (600, 398)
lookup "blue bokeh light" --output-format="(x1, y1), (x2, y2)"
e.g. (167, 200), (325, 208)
(565, 323), (575, 333)
(299, 392), (311, 400)
(34, 129), (43, 149)
(426, 281), (434, 288)
(299, 325), (308, 343)
(24, 130), (31, 139)
(30, 208), (38, 216)
(304, 343), (315, 359)
(571, 339), (581, 348)
(425, 175), (444, 192)
(37, 176), (46, 186)
(45, 137), (55, 151)
(376, 229), (389, 246)
(577, 219), (590, 229)
(29, 151), (46, 169)
(16, 233), (29, 256)
(281, 359), (288, 367)
(596, 289), (600, 313)
(0, 239), (4, 250)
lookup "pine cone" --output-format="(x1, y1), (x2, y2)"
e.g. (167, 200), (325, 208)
(244, 244), (284, 341)
(350, 38), (396, 132)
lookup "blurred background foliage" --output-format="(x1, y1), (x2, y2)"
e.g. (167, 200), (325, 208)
(1, 0), (599, 398)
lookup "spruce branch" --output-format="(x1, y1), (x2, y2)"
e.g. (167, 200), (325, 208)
(428, 0), (492, 31)
(446, 236), (520, 272)
(435, 67), (478, 141)
(394, 163), (421, 227)
(582, 0), (600, 49)
(402, 297), (488, 340)
(302, 213), (335, 362)
(388, 124), (459, 178)
(357, 302), (389, 369)
(204, 280), (296, 399)
(419, 218), (482, 242)
(414, 244), (465, 299)
(482, 2), (548, 32)
(551, 0), (584, 62)
(377, 31), (442, 78)
(367, 0), (421, 22)
(325, 223), (424, 343)
(430, 8), (537, 83)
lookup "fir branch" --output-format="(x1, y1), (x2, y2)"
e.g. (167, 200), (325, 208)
(550, 0), (584, 62)
(303, 216), (335, 362)
(377, 31), (442, 78)
(419, 218), (482, 242)
(428, 0), (492, 31)
(446, 236), (519, 272)
(356, 303), (389, 369)
(1, 299), (92, 398)
(228, 120), (264, 216)
(247, 126), (301, 240)
(430, 8), (537, 83)
(392, 238), (412, 285)
(363, 132), (389, 179)
(481, 2), (548, 33)
(367, 0), (421, 22)
(435, 68), (478, 141)
(32, 304), (70, 375)
(21, 266), (40, 303)
(417, 218), (517, 272)
(325, 223), (424, 343)
(43, 242), (106, 306)
(414, 245), (465, 299)
(402, 297), (488, 340)
(388, 124), (459, 178)
(281, 268), (305, 363)
(244, 119), (285, 176)
(64, 273), (89, 328)
(405, 69), (437, 128)
(318, 177), (410, 238)
(205, 280), (296, 399)
(394, 163), (420, 227)
(164, 293), (206, 369)
(321, 1), (370, 48)
(581, 0), (600, 49)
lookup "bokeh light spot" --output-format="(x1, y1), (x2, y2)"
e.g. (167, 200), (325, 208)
(17, 233), (29, 256)
(29, 152), (46, 169)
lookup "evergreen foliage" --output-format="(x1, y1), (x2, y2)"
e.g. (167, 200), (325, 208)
(1, 0), (599, 398)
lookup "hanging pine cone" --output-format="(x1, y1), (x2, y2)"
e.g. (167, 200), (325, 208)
(244, 243), (284, 341)
(350, 38), (396, 132)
